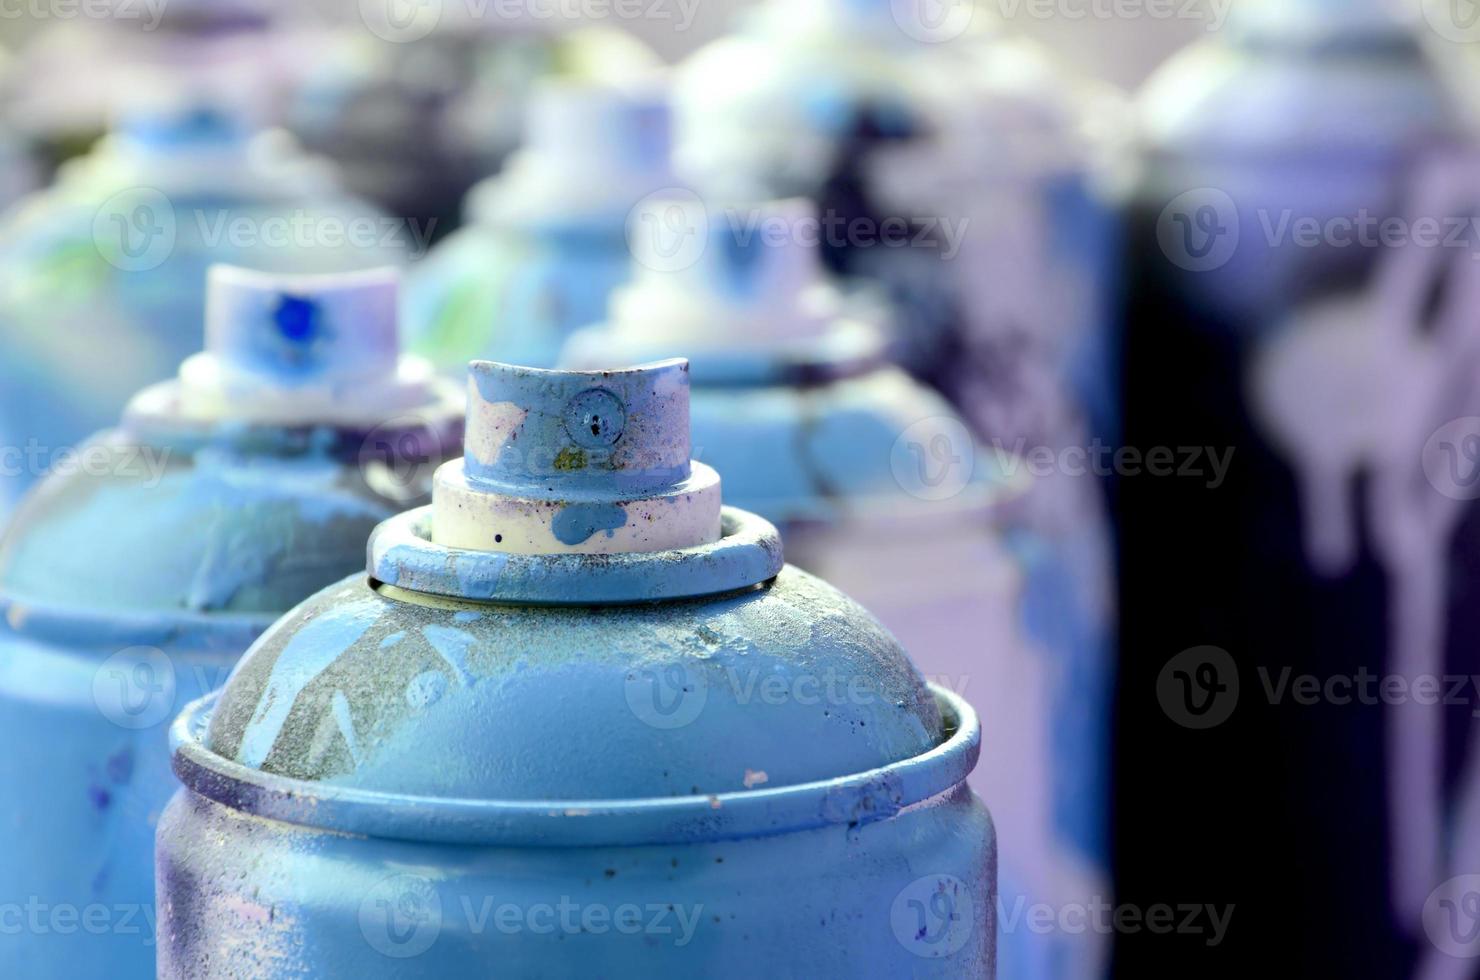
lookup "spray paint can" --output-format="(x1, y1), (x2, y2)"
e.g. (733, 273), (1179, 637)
(1118, 1), (1463, 973)
(673, 0), (1125, 445)
(564, 198), (1111, 978)
(0, 265), (463, 978)
(288, 20), (658, 242)
(0, 86), (405, 521)
(406, 78), (675, 373)
(154, 358), (995, 977)
(2, 0), (308, 179)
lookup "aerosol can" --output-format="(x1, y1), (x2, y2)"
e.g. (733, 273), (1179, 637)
(1118, 1), (1463, 973)
(155, 359), (995, 978)
(0, 266), (463, 979)
(406, 79), (674, 373)
(0, 87), (405, 520)
(3, 0), (312, 179)
(288, 20), (657, 242)
(563, 199), (1111, 978)
(673, 0), (1125, 443)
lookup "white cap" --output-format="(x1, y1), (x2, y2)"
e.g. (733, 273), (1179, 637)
(175, 265), (439, 423)
(472, 77), (675, 225)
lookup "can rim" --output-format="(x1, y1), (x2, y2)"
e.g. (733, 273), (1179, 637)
(170, 683), (981, 847)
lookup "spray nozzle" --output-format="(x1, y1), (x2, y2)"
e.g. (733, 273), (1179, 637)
(431, 360), (724, 555)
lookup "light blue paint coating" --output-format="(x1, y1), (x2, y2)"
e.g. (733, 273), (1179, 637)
(158, 568), (997, 973)
(465, 360), (693, 496)
(0, 404), (462, 978)
(552, 502), (628, 544)
(369, 507), (784, 606)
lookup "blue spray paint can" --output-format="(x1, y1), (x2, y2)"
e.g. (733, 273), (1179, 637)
(155, 358), (995, 977)
(288, 22), (658, 241)
(1117, 1), (1464, 973)
(1, 0), (296, 180)
(563, 198), (1111, 978)
(0, 265), (463, 978)
(406, 78), (676, 372)
(0, 86), (407, 522)
(674, 0), (1125, 444)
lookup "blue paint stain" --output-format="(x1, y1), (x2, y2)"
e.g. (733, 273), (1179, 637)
(274, 295), (320, 344)
(380, 631), (407, 649)
(551, 504), (627, 546)
(453, 611), (483, 624)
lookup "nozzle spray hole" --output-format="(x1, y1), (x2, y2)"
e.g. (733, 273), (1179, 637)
(564, 388), (626, 450)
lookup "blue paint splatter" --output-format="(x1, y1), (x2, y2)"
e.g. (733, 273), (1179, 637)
(274, 295), (320, 343)
(551, 503), (627, 546)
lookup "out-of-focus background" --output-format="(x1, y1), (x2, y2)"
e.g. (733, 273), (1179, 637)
(6, 1), (1480, 979)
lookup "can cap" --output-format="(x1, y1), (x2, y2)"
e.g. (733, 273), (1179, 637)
(431, 361), (724, 555)
(170, 265), (440, 423)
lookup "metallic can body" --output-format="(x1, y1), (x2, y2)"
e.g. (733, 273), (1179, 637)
(156, 687), (994, 978)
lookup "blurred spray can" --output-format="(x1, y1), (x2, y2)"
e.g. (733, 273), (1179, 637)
(674, 0), (1126, 446)
(1118, 1), (1465, 973)
(2, 0), (309, 179)
(0, 80), (408, 523)
(287, 19), (658, 244)
(406, 78), (676, 372)
(0, 265), (463, 978)
(564, 197), (1111, 978)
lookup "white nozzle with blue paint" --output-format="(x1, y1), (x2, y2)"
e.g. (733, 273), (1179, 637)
(433, 360), (723, 555)
(171, 265), (441, 424)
